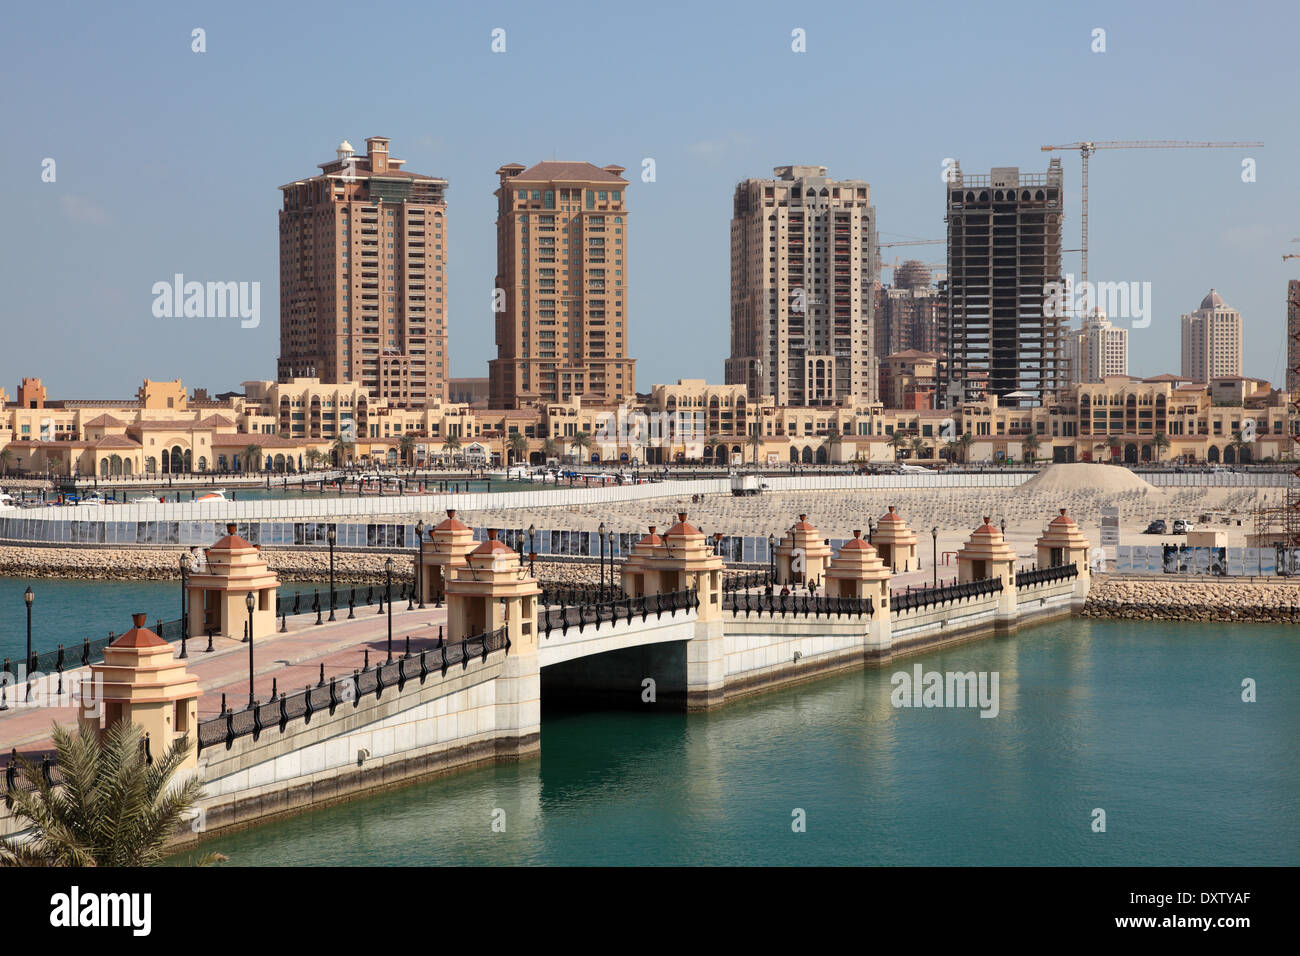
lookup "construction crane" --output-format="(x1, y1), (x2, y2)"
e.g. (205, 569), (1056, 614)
(1040, 140), (1264, 291)
(879, 240), (943, 248)
(1284, 239), (1300, 263)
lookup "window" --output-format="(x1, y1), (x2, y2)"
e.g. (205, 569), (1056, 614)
(544, 190), (555, 209)
(586, 190), (594, 209)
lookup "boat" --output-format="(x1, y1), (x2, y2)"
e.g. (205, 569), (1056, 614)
(132, 495), (164, 504)
(195, 489), (228, 502)
(77, 493), (108, 506)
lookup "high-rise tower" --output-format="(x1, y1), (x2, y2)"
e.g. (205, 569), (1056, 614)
(726, 165), (879, 405)
(278, 137), (448, 408)
(945, 161), (1064, 407)
(488, 162), (635, 409)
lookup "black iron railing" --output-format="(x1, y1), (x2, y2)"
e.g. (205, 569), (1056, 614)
(541, 588), (698, 638)
(722, 591), (874, 619)
(891, 576), (1003, 614)
(539, 585), (626, 607)
(276, 576), (419, 623)
(1015, 563), (1079, 588)
(196, 626), (509, 753)
(721, 570), (771, 593)
(1, 617), (183, 690)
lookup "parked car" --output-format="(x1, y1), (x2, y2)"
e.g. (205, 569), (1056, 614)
(1172, 519), (1195, 534)
(1144, 520), (1167, 534)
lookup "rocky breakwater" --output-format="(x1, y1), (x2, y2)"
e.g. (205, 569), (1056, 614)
(0, 545), (610, 588)
(1082, 575), (1300, 622)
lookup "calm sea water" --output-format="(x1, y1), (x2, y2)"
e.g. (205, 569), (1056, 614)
(0, 577), (178, 664)
(0, 577), (331, 664)
(171, 618), (1299, 866)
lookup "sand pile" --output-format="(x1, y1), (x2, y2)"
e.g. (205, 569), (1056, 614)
(1019, 463), (1164, 498)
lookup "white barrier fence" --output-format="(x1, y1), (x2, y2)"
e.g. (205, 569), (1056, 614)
(1142, 472), (1289, 488)
(0, 469), (1287, 547)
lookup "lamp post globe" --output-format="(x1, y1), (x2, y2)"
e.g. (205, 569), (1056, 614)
(931, 527), (938, 588)
(385, 557), (395, 662)
(326, 527), (337, 620)
(598, 522), (607, 593)
(23, 587), (34, 701)
(415, 520), (426, 609)
(179, 552), (192, 658)
(245, 590), (256, 708)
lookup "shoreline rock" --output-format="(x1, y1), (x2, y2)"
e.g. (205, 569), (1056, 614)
(1081, 576), (1300, 622)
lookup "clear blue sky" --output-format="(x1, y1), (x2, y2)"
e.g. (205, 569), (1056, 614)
(2, 0), (1297, 399)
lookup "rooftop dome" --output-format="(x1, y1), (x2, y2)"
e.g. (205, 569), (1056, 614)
(1200, 288), (1228, 310)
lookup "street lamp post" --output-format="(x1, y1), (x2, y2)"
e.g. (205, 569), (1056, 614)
(528, 523), (536, 577)
(245, 591), (255, 708)
(385, 557), (394, 663)
(416, 520), (426, 609)
(931, 527), (938, 588)
(24, 587), (34, 701)
(768, 533), (776, 586)
(598, 521), (606, 594)
(327, 527), (337, 621)
(868, 518), (875, 544)
(179, 553), (191, 659)
(608, 530), (616, 591)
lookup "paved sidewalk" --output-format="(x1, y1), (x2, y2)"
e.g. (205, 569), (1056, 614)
(0, 601), (450, 759)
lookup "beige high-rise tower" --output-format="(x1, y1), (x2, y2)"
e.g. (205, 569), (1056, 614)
(726, 165), (879, 406)
(488, 162), (636, 409)
(1181, 289), (1242, 382)
(278, 137), (449, 408)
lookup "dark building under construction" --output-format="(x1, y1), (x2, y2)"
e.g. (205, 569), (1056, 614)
(944, 161), (1065, 407)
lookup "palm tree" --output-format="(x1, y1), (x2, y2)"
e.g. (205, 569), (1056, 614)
(330, 436), (354, 468)
(241, 444), (262, 473)
(1, 722), (220, 867)
(1228, 428), (1248, 465)
(0, 447), (12, 476)
(1022, 433), (1041, 464)
(823, 431), (843, 464)
(1107, 435), (1122, 461)
(909, 436), (927, 461)
(441, 434), (462, 464)
(541, 438), (560, 462)
(571, 431), (593, 464)
(507, 432), (528, 464)
(889, 430), (909, 461)
(397, 434), (417, 468)
(1153, 431), (1170, 463)
(958, 431), (975, 465)
(944, 438), (961, 463)
(748, 430), (763, 466)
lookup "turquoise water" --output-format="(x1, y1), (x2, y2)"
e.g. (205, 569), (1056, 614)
(0, 577), (331, 664)
(0, 577), (178, 664)
(173, 619), (1299, 866)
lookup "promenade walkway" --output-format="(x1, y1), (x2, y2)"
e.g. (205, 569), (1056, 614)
(0, 602), (450, 760)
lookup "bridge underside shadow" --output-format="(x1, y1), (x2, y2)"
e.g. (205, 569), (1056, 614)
(541, 640), (689, 712)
